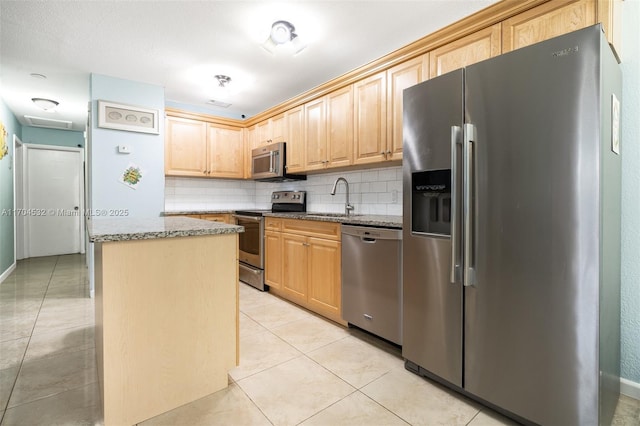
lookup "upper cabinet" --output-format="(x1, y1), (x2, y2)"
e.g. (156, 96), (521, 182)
(386, 54), (429, 162)
(304, 97), (327, 171)
(430, 24), (501, 77)
(167, 0), (622, 179)
(207, 124), (244, 179)
(326, 86), (354, 169)
(285, 106), (305, 174)
(353, 71), (388, 166)
(165, 116), (208, 177)
(255, 114), (285, 146)
(165, 114), (244, 179)
(502, 0), (595, 53)
(304, 87), (354, 171)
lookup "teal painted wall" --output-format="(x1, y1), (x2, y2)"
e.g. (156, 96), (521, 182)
(620, 0), (640, 385)
(21, 126), (84, 148)
(89, 74), (165, 217)
(0, 98), (21, 277)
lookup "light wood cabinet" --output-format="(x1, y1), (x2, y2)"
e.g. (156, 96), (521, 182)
(353, 71), (388, 165)
(165, 116), (208, 177)
(264, 218), (283, 289)
(281, 232), (309, 305)
(207, 124), (244, 179)
(165, 115), (243, 179)
(255, 114), (285, 146)
(430, 24), (502, 77)
(502, 0), (595, 53)
(266, 218), (343, 324)
(386, 54), (429, 161)
(326, 86), (354, 169)
(306, 236), (341, 321)
(284, 106), (305, 173)
(303, 87), (354, 171)
(304, 97), (328, 171)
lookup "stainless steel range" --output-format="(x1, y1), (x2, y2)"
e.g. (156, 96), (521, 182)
(233, 191), (306, 291)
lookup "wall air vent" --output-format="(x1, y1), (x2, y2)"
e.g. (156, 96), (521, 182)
(206, 100), (232, 108)
(24, 115), (73, 130)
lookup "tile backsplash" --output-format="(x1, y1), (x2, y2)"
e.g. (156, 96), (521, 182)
(165, 166), (402, 215)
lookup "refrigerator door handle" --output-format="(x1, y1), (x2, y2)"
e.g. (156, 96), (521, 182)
(463, 123), (477, 287)
(450, 125), (462, 284)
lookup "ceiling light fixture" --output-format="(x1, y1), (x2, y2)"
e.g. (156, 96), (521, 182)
(262, 20), (307, 55)
(214, 75), (231, 88)
(31, 97), (59, 112)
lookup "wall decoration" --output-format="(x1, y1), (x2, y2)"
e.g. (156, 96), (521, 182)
(0, 121), (7, 160)
(98, 100), (159, 134)
(119, 163), (145, 189)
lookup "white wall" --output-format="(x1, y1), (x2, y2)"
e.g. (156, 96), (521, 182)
(165, 166), (402, 216)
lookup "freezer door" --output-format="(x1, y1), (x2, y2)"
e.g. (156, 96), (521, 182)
(402, 69), (464, 387)
(463, 26), (605, 424)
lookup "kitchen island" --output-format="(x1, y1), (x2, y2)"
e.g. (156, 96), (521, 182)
(88, 217), (243, 426)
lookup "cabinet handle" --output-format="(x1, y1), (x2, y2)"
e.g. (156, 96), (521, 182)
(387, 150), (392, 154)
(303, 242), (310, 247)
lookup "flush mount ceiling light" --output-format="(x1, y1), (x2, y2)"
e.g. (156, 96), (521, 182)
(262, 20), (307, 55)
(31, 97), (59, 112)
(214, 75), (231, 88)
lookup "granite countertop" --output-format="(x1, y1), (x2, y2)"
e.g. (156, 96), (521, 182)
(265, 212), (403, 229)
(87, 217), (244, 243)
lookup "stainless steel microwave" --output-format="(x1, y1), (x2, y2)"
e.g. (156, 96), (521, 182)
(251, 142), (306, 182)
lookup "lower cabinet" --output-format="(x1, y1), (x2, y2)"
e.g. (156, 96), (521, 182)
(265, 217), (343, 324)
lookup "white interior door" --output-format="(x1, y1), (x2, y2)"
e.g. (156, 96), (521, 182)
(26, 146), (83, 257)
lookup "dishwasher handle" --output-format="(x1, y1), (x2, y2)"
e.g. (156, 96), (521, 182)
(341, 225), (402, 241)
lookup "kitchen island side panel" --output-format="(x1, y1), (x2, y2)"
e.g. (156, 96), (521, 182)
(95, 234), (238, 426)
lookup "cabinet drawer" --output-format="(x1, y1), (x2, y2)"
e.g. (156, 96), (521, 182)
(265, 217), (283, 231)
(282, 219), (341, 241)
(201, 214), (231, 223)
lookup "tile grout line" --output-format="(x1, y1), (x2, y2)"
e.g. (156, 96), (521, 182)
(0, 256), (59, 422)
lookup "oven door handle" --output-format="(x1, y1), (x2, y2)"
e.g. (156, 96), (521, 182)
(232, 214), (263, 222)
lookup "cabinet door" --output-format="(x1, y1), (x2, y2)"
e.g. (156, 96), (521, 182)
(353, 71), (387, 165)
(387, 54), (429, 161)
(282, 233), (308, 305)
(208, 125), (244, 179)
(502, 0), (595, 53)
(255, 119), (272, 145)
(307, 237), (342, 322)
(265, 230), (283, 290)
(285, 106), (305, 173)
(326, 86), (353, 168)
(165, 116), (208, 177)
(270, 113), (286, 143)
(304, 97), (328, 171)
(430, 24), (501, 77)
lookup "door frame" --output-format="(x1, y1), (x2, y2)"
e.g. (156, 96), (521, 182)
(18, 143), (85, 259)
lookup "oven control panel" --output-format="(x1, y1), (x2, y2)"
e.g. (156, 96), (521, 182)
(271, 191), (306, 204)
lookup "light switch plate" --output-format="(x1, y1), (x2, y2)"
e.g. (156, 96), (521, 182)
(118, 145), (132, 154)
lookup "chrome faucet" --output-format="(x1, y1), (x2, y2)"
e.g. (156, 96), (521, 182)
(331, 177), (354, 215)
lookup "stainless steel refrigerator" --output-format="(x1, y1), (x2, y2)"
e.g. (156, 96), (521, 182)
(402, 25), (621, 425)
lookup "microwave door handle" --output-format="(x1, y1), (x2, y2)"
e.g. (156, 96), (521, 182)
(269, 151), (276, 173)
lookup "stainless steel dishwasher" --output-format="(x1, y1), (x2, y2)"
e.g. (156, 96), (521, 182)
(341, 225), (402, 345)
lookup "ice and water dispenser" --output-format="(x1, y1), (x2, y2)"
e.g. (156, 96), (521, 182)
(411, 169), (451, 236)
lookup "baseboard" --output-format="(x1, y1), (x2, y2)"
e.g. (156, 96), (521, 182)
(0, 262), (16, 284)
(621, 377), (640, 400)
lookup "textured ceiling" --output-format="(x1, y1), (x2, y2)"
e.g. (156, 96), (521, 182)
(0, 1), (498, 131)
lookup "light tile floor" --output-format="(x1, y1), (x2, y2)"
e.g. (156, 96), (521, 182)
(0, 254), (638, 425)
